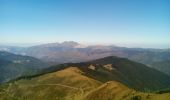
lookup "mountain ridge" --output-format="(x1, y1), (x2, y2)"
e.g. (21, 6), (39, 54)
(1, 41), (170, 76)
(1, 64), (170, 100)
(15, 56), (170, 92)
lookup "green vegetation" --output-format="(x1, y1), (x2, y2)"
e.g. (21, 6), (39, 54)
(78, 56), (170, 91)
(0, 67), (101, 100)
(0, 56), (170, 100)
(0, 51), (48, 83)
(0, 67), (170, 100)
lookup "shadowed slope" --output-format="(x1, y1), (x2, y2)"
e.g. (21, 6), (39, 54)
(0, 51), (48, 83)
(151, 60), (170, 76)
(75, 56), (170, 91)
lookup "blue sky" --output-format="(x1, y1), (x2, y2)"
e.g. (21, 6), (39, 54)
(0, 0), (170, 48)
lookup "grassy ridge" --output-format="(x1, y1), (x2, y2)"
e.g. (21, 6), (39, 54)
(1, 56), (170, 100)
(0, 67), (102, 100)
(0, 67), (170, 100)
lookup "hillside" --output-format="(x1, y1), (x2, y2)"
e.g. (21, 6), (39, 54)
(41, 56), (170, 91)
(84, 56), (170, 91)
(0, 67), (170, 100)
(0, 51), (48, 83)
(85, 81), (170, 100)
(0, 67), (102, 100)
(151, 60), (170, 76)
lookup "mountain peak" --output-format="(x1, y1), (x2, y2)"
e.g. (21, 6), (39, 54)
(60, 41), (79, 47)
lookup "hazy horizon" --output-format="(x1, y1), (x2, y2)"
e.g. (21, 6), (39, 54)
(0, 41), (170, 49)
(1, 0), (170, 48)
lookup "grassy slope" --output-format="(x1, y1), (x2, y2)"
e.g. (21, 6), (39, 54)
(85, 81), (170, 100)
(0, 67), (102, 100)
(0, 55), (170, 100)
(0, 67), (170, 100)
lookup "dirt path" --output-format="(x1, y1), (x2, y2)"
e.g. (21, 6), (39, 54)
(36, 83), (85, 94)
(37, 84), (79, 90)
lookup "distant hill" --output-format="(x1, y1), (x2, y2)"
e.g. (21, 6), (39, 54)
(0, 51), (48, 83)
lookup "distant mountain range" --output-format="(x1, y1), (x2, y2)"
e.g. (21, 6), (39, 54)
(0, 51), (48, 83)
(1, 41), (170, 75)
(1, 56), (170, 100)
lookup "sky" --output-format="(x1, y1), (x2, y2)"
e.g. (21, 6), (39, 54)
(0, 0), (170, 48)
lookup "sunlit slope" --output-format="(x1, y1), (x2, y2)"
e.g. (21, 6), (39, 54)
(0, 66), (170, 100)
(84, 81), (170, 100)
(0, 67), (102, 100)
(1, 56), (170, 100)
(85, 81), (132, 100)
